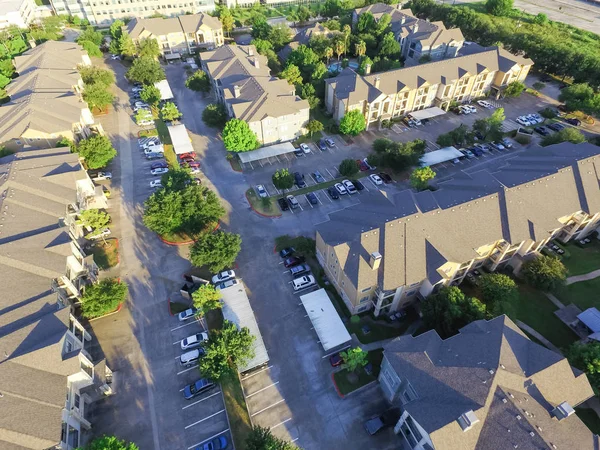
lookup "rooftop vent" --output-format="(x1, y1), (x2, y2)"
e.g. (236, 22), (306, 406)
(457, 410), (480, 432)
(552, 402), (575, 421)
(369, 252), (382, 270)
(233, 85), (241, 98)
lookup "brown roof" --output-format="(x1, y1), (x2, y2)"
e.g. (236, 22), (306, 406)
(127, 13), (222, 40)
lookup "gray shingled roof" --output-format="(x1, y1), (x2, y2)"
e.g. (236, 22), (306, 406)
(316, 142), (600, 291)
(384, 315), (595, 450)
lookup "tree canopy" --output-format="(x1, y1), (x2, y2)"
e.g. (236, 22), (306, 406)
(339, 158), (359, 177)
(341, 347), (368, 372)
(83, 82), (114, 110)
(79, 66), (115, 87)
(307, 119), (324, 136)
(140, 84), (161, 105)
(541, 127), (586, 146)
(192, 284), (222, 317)
(222, 119), (260, 152)
(81, 278), (128, 319)
(83, 435), (139, 450)
(137, 37), (161, 58)
(558, 84), (600, 116)
(410, 166), (436, 191)
(504, 81), (526, 98)
(478, 273), (518, 317)
(521, 254), (568, 291)
(272, 168), (294, 190)
(185, 70), (211, 93)
(79, 209), (111, 240)
(189, 231), (242, 272)
(202, 103), (228, 128)
(339, 110), (366, 136)
(280, 64), (303, 86)
(567, 342), (600, 392)
(126, 56), (165, 85)
(369, 138), (426, 172)
(472, 108), (505, 141)
(77, 135), (117, 169)
(485, 0), (514, 16)
(161, 101), (182, 122)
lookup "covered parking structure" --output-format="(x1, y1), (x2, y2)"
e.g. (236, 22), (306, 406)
(408, 106), (447, 120)
(155, 79), (174, 100)
(419, 146), (463, 167)
(168, 124), (194, 155)
(300, 289), (352, 353)
(238, 142), (296, 170)
(221, 281), (270, 373)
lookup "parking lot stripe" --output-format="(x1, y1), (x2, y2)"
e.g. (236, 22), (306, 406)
(270, 418), (292, 430)
(187, 429), (230, 450)
(325, 168), (335, 179)
(251, 399), (285, 417)
(241, 365), (273, 381)
(320, 190), (332, 203)
(185, 409), (225, 429)
(173, 339), (182, 345)
(304, 195), (313, 208)
(182, 391), (221, 410)
(246, 381), (279, 398)
(314, 192), (323, 205)
(177, 366), (197, 376)
(170, 320), (200, 332)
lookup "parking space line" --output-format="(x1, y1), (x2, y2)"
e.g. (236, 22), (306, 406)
(187, 429), (230, 450)
(170, 320), (199, 332)
(182, 391), (221, 410)
(251, 399), (285, 417)
(185, 409), (225, 429)
(325, 168), (335, 179)
(309, 173), (318, 184)
(177, 366), (197, 375)
(362, 182), (370, 192)
(304, 195), (313, 208)
(173, 339), (182, 345)
(246, 381), (280, 398)
(270, 418), (292, 430)
(320, 190), (332, 203)
(241, 365), (273, 381)
(297, 202), (304, 211)
(314, 192), (323, 205)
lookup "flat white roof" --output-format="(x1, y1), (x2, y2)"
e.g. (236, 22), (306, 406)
(238, 142), (295, 164)
(167, 124), (194, 155)
(300, 289), (351, 352)
(419, 146), (463, 167)
(409, 106), (447, 120)
(154, 79), (174, 100)
(221, 281), (269, 373)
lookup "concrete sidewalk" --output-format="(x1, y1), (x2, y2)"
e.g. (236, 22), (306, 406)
(566, 268), (600, 285)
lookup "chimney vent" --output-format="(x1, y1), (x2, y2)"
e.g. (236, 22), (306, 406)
(365, 63), (372, 75)
(374, 76), (381, 89)
(457, 410), (479, 432)
(253, 57), (260, 69)
(369, 252), (382, 270)
(552, 402), (575, 421)
(233, 85), (241, 98)
(248, 47), (254, 56)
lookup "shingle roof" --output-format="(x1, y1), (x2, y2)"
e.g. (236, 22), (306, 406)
(316, 142), (600, 291)
(126, 13), (222, 40)
(384, 315), (595, 450)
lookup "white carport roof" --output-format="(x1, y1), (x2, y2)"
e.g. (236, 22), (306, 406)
(238, 142), (295, 164)
(168, 124), (194, 155)
(154, 79), (174, 100)
(300, 289), (351, 352)
(220, 281), (269, 373)
(409, 106), (447, 120)
(578, 307), (600, 333)
(419, 146), (463, 167)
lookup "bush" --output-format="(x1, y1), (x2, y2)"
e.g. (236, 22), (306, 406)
(339, 110), (366, 136)
(521, 254), (567, 291)
(202, 103), (228, 128)
(339, 158), (359, 177)
(272, 168), (294, 190)
(514, 135), (531, 145)
(81, 278), (128, 319)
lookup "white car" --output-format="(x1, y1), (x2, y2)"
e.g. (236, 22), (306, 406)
(516, 116), (532, 126)
(180, 332), (209, 351)
(477, 100), (492, 108)
(141, 138), (160, 149)
(134, 101), (149, 109)
(92, 171), (112, 181)
(464, 105), (477, 113)
(458, 105), (471, 114)
(212, 270), (236, 284)
(216, 278), (239, 290)
(133, 105), (151, 113)
(527, 113), (543, 124)
(369, 174), (383, 185)
(110, 54), (120, 60)
(143, 140), (162, 151)
(363, 158), (376, 170)
(178, 308), (197, 322)
(137, 119), (154, 127)
(299, 143), (310, 154)
(151, 167), (168, 176)
(131, 86), (143, 93)
(342, 179), (357, 194)
(87, 228), (111, 240)
(334, 182), (347, 195)
(150, 180), (163, 188)
(255, 185), (267, 198)
(144, 145), (164, 155)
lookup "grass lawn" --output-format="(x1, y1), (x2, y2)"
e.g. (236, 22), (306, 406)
(576, 408), (600, 435)
(160, 231), (193, 243)
(220, 371), (252, 449)
(346, 310), (418, 344)
(154, 117), (172, 145)
(555, 277), (600, 311)
(311, 108), (336, 133)
(87, 239), (119, 270)
(560, 240), (600, 276)
(246, 188), (281, 217)
(139, 128), (158, 138)
(333, 349), (383, 395)
(293, 131), (323, 145)
(228, 155), (242, 172)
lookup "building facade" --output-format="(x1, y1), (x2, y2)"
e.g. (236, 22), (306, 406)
(201, 45), (310, 145)
(325, 47), (532, 129)
(126, 13), (223, 57)
(0, 0), (37, 29)
(49, 0), (215, 26)
(315, 143), (600, 316)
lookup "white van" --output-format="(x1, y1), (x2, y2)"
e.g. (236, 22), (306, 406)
(292, 275), (316, 291)
(180, 348), (203, 367)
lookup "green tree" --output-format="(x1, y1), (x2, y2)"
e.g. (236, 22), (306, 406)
(358, 56), (373, 76)
(161, 101), (181, 121)
(0, 58), (15, 79)
(199, 320), (255, 380)
(202, 103), (228, 128)
(117, 33), (136, 57)
(339, 158), (359, 177)
(251, 18), (272, 40)
(251, 38), (273, 55)
(185, 70), (211, 92)
(473, 107), (505, 141)
(140, 84), (161, 105)
(533, 13), (548, 25)
(126, 56), (165, 85)
(76, 26), (103, 45)
(521, 255), (568, 291)
(246, 426), (299, 450)
(219, 7), (234, 36)
(371, 138), (426, 172)
(567, 342), (600, 392)
(559, 84), (600, 115)
(479, 273), (518, 316)
(272, 168), (294, 190)
(269, 24), (292, 51)
(135, 108), (153, 125)
(533, 82), (546, 91)
(83, 82), (114, 110)
(504, 81), (526, 98)
(56, 137), (75, 152)
(189, 231), (242, 272)
(222, 119), (260, 152)
(79, 209), (111, 241)
(77, 135), (117, 169)
(137, 37), (161, 58)
(541, 127), (586, 147)
(436, 124), (471, 147)
(83, 435), (138, 450)
(280, 64), (303, 86)
(79, 40), (102, 57)
(109, 19), (125, 40)
(339, 110), (366, 136)
(410, 166), (436, 190)
(485, 0), (514, 16)
(378, 32), (401, 58)
(81, 278), (128, 319)
(357, 12), (375, 33)
(161, 168), (193, 192)
(307, 119), (324, 136)
(79, 66), (115, 87)
(192, 284), (222, 318)
(340, 347), (368, 372)
(375, 13), (392, 37)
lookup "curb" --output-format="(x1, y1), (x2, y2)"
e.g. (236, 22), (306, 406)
(228, 158), (242, 172)
(245, 192), (281, 219)
(89, 303), (123, 322)
(331, 373), (345, 398)
(160, 235), (195, 246)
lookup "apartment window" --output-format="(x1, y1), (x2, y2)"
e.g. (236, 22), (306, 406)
(65, 340), (73, 353)
(74, 393), (80, 409)
(403, 383), (418, 403)
(359, 296), (370, 303)
(381, 366), (399, 389)
(443, 85), (451, 97)
(406, 416), (423, 442)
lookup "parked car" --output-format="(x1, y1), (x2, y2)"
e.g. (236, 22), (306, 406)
(284, 256), (305, 268)
(151, 167), (168, 176)
(565, 117), (581, 126)
(534, 126), (550, 136)
(110, 54), (120, 60)
(195, 436), (228, 450)
(458, 105), (471, 114)
(278, 197), (289, 211)
(146, 152), (163, 160)
(306, 192), (319, 205)
(292, 275), (316, 291)
(516, 116), (532, 126)
(369, 174), (383, 185)
(378, 172), (393, 183)
(178, 308), (198, 322)
(527, 113), (543, 124)
(477, 100), (492, 108)
(329, 353), (342, 367)
(92, 171), (112, 181)
(547, 123), (565, 132)
(216, 278), (239, 290)
(151, 161), (168, 170)
(464, 104), (477, 113)
(312, 171), (326, 183)
(342, 179), (357, 194)
(290, 263), (310, 276)
(133, 101), (149, 109)
(364, 409), (401, 435)
(142, 138), (161, 149)
(469, 147), (483, 157)
(294, 172), (306, 188)
(474, 143), (490, 153)
(352, 180), (365, 191)
(489, 142), (504, 151)
(299, 143), (310, 153)
(179, 152), (196, 160)
(357, 159), (369, 171)
(212, 270), (236, 284)
(131, 86), (143, 93)
(363, 158), (376, 170)
(279, 247), (295, 258)
(180, 348), (205, 367)
(327, 186), (339, 199)
(334, 182), (347, 195)
(286, 194), (299, 209)
(180, 156), (195, 165)
(183, 378), (215, 400)
(501, 137), (514, 148)
(325, 138), (336, 148)
(181, 332), (209, 351)
(255, 184), (267, 198)
(150, 180), (163, 189)
(317, 139), (327, 151)
(452, 158), (461, 165)
(144, 145), (164, 155)
(460, 149), (475, 159)
(87, 228), (111, 240)
(406, 114), (422, 126)
(294, 147), (305, 157)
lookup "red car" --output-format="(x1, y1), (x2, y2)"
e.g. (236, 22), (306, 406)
(179, 152), (196, 160)
(356, 159), (369, 172)
(180, 157), (195, 165)
(329, 353), (342, 367)
(284, 256), (304, 268)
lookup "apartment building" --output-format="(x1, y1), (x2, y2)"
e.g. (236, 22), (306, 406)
(0, 0), (37, 29)
(0, 148), (113, 449)
(315, 142), (600, 316)
(325, 47), (532, 129)
(126, 13), (224, 57)
(0, 41), (102, 152)
(50, 0), (215, 26)
(353, 3), (464, 65)
(379, 315), (596, 450)
(201, 45), (310, 145)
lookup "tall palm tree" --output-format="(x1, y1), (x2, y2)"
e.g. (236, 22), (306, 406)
(355, 40), (366, 63)
(325, 46), (333, 65)
(334, 40), (345, 63)
(342, 24), (351, 58)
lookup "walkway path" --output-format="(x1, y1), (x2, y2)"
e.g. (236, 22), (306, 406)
(515, 320), (563, 355)
(545, 292), (566, 309)
(566, 268), (600, 285)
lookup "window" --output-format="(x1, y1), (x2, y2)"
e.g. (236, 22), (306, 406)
(406, 290), (416, 297)
(361, 286), (371, 293)
(406, 416), (423, 441)
(359, 296), (370, 303)
(65, 340), (73, 353)
(74, 393), (80, 409)
(403, 383), (418, 403)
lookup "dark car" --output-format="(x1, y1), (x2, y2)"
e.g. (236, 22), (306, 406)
(284, 256), (305, 268)
(325, 138), (336, 148)
(469, 147), (483, 157)
(565, 117), (581, 126)
(151, 161), (168, 169)
(279, 247), (295, 258)
(195, 435), (228, 450)
(364, 409), (401, 435)
(329, 353), (342, 367)
(306, 192), (318, 205)
(277, 197), (289, 211)
(353, 180), (365, 191)
(183, 378), (215, 400)
(327, 186), (339, 199)
(294, 172), (306, 188)
(357, 159), (369, 171)
(294, 148), (304, 157)
(534, 126), (550, 136)
(378, 172), (393, 183)
(547, 123), (565, 132)
(312, 171), (326, 183)
(318, 139), (327, 151)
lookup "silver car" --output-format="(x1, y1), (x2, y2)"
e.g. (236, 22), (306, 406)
(181, 332), (209, 350)
(255, 185), (267, 198)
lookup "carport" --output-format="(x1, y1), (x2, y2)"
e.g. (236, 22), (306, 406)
(419, 146), (463, 167)
(168, 124), (194, 155)
(409, 106), (447, 120)
(155, 79), (174, 100)
(300, 289), (351, 352)
(220, 282), (270, 372)
(238, 142), (296, 169)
